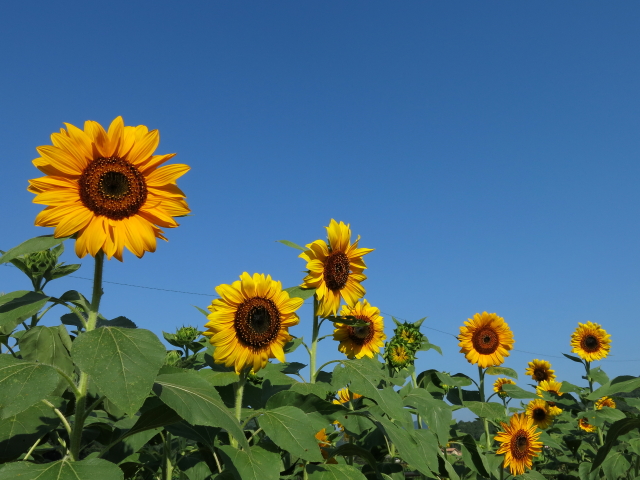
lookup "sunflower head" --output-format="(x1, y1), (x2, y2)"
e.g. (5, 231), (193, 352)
(333, 300), (386, 359)
(384, 341), (415, 371)
(536, 380), (563, 416)
(595, 396), (616, 410)
(525, 359), (556, 383)
(493, 378), (516, 398)
(394, 322), (425, 350)
(29, 117), (190, 261)
(458, 312), (515, 368)
(495, 413), (543, 476)
(299, 220), (373, 317)
(570, 322), (611, 362)
(203, 273), (303, 374)
(578, 417), (597, 433)
(525, 399), (557, 430)
(333, 387), (363, 406)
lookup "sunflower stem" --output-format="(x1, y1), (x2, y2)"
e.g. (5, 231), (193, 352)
(411, 371), (423, 429)
(585, 361), (593, 394)
(162, 431), (174, 480)
(69, 250), (104, 462)
(310, 295), (320, 383)
(479, 366), (492, 451)
(230, 371), (247, 448)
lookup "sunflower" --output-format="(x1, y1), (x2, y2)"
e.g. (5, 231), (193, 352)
(314, 428), (337, 462)
(595, 396), (616, 410)
(525, 399), (557, 430)
(536, 380), (563, 416)
(493, 378), (516, 398)
(385, 342), (413, 370)
(203, 273), (303, 374)
(333, 300), (386, 359)
(495, 414), (543, 476)
(333, 387), (363, 405)
(458, 312), (515, 368)
(525, 359), (556, 383)
(299, 220), (373, 317)
(570, 322), (611, 362)
(28, 116), (190, 261)
(578, 417), (597, 433)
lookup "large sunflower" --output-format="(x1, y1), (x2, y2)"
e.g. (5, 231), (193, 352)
(525, 399), (556, 430)
(570, 322), (611, 362)
(525, 359), (556, 383)
(495, 414), (543, 476)
(333, 300), (386, 359)
(204, 273), (303, 374)
(299, 219), (373, 317)
(28, 117), (190, 261)
(493, 378), (516, 398)
(536, 380), (563, 416)
(458, 312), (515, 368)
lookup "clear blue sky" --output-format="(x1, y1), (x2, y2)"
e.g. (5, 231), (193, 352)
(2, 2), (639, 406)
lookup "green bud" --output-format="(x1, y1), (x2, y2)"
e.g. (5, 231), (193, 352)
(384, 339), (416, 371)
(175, 326), (201, 344)
(164, 350), (183, 366)
(23, 250), (57, 279)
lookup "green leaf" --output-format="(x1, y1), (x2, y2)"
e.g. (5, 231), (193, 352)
(97, 316), (137, 328)
(277, 240), (307, 251)
(520, 471), (547, 480)
(193, 305), (210, 317)
(166, 421), (220, 451)
(284, 285), (316, 300)
(588, 376), (640, 401)
(411, 429), (442, 474)
(71, 327), (166, 415)
(328, 443), (381, 475)
(153, 372), (249, 450)
(126, 400), (182, 437)
(102, 427), (163, 464)
(0, 355), (59, 417)
(403, 389), (452, 446)
(0, 398), (61, 461)
(265, 390), (349, 431)
(0, 235), (70, 265)
(200, 367), (239, 387)
(501, 383), (537, 399)
(0, 458), (124, 480)
(563, 353), (585, 364)
(592, 418), (640, 471)
(485, 366), (518, 380)
(307, 464), (368, 480)
(178, 453), (216, 480)
(417, 341), (442, 355)
(218, 444), (282, 480)
(588, 366), (609, 386)
(48, 263), (81, 281)
(538, 431), (564, 451)
(0, 291), (50, 333)
(602, 451), (631, 480)
(436, 371), (472, 387)
(579, 461), (601, 480)
(464, 401), (506, 420)
(458, 433), (490, 478)
(258, 406), (324, 462)
(284, 336), (304, 353)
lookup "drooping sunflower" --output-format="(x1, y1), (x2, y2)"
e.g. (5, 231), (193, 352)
(314, 429), (337, 462)
(595, 396), (616, 410)
(299, 219), (373, 317)
(333, 387), (363, 405)
(28, 116), (190, 261)
(458, 312), (515, 368)
(203, 273), (303, 374)
(536, 380), (564, 416)
(525, 399), (557, 430)
(578, 417), (597, 433)
(493, 378), (516, 398)
(570, 322), (611, 362)
(495, 413), (543, 476)
(333, 300), (386, 359)
(525, 359), (556, 383)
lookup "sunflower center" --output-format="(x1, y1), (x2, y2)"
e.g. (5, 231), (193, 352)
(347, 317), (373, 346)
(324, 252), (350, 291)
(532, 408), (547, 421)
(79, 157), (147, 220)
(471, 327), (499, 354)
(533, 369), (548, 382)
(510, 431), (530, 459)
(234, 297), (281, 349)
(582, 335), (599, 351)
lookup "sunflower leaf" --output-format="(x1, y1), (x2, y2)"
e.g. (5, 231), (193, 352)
(218, 444), (282, 480)
(485, 366), (518, 380)
(562, 353), (585, 364)
(0, 291), (50, 334)
(403, 389), (452, 446)
(324, 315), (369, 327)
(0, 356), (60, 418)
(306, 464), (368, 480)
(0, 458), (124, 480)
(587, 376), (640, 401)
(257, 406), (324, 462)
(464, 401), (506, 421)
(283, 286), (316, 301)
(277, 240), (306, 251)
(0, 235), (71, 265)
(500, 384), (537, 399)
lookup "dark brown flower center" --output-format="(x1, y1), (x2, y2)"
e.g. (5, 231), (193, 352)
(234, 297), (281, 349)
(532, 408), (547, 421)
(510, 431), (530, 459)
(324, 251), (350, 291)
(79, 157), (147, 219)
(581, 334), (599, 352)
(471, 327), (499, 354)
(534, 368), (548, 382)
(347, 317), (373, 346)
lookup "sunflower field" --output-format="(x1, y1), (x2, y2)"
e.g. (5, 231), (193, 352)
(1, 117), (639, 480)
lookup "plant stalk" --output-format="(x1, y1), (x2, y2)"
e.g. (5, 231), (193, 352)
(163, 431), (174, 480)
(230, 371), (247, 448)
(411, 371), (423, 429)
(479, 366), (491, 451)
(310, 295), (320, 383)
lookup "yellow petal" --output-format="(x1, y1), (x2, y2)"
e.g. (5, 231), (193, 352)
(145, 164), (190, 186)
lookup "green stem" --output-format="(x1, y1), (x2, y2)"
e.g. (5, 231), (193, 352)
(41, 399), (72, 440)
(479, 366), (491, 451)
(315, 359), (341, 375)
(69, 251), (104, 461)
(411, 371), (423, 429)
(230, 371), (247, 448)
(586, 361), (593, 394)
(500, 458), (504, 480)
(310, 295), (320, 383)
(22, 435), (44, 461)
(162, 431), (174, 480)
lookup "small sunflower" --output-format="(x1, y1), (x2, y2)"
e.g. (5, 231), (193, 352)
(458, 312), (515, 368)
(525, 399), (556, 430)
(204, 273), (303, 374)
(385, 342), (413, 370)
(570, 322), (611, 362)
(333, 300), (386, 359)
(29, 116), (190, 261)
(578, 417), (597, 433)
(314, 428), (337, 462)
(536, 380), (563, 416)
(333, 387), (363, 405)
(300, 220), (373, 317)
(495, 413), (543, 476)
(525, 359), (556, 383)
(595, 397), (616, 410)
(493, 378), (516, 398)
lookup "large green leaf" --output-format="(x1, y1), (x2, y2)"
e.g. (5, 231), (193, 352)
(328, 443), (381, 475)
(464, 401), (506, 421)
(592, 418), (640, 471)
(485, 366), (518, 379)
(458, 433), (490, 478)
(258, 406), (324, 462)
(307, 464), (368, 479)
(153, 372), (249, 450)
(0, 291), (50, 334)
(411, 429), (442, 474)
(602, 451), (630, 480)
(402, 389), (452, 446)
(166, 421), (220, 451)
(587, 376), (640, 401)
(501, 383), (537, 399)
(178, 453), (216, 480)
(0, 355), (59, 417)
(283, 285), (316, 300)
(101, 427), (163, 464)
(0, 235), (70, 264)
(520, 472), (547, 480)
(71, 327), (166, 414)
(265, 390), (349, 431)
(125, 399), (182, 437)
(0, 458), (123, 480)
(218, 444), (281, 480)
(0, 399), (61, 461)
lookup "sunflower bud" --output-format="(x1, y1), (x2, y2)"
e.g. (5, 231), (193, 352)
(384, 340), (416, 372)
(175, 326), (201, 345)
(164, 350), (183, 366)
(393, 322), (425, 353)
(23, 250), (57, 280)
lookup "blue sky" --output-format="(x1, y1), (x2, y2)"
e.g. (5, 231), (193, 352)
(1, 2), (639, 407)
